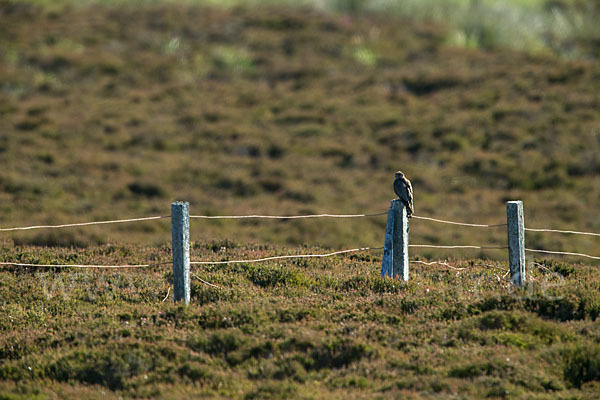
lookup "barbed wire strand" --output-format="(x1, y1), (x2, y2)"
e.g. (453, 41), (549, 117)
(525, 248), (600, 260)
(190, 247), (383, 265)
(190, 212), (387, 219)
(191, 272), (222, 289)
(411, 215), (506, 228)
(0, 216), (169, 232)
(0, 261), (171, 268)
(525, 227), (600, 237)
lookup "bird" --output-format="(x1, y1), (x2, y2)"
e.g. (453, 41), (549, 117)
(393, 171), (414, 217)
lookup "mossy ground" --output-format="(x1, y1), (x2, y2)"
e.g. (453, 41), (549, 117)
(1, 243), (600, 399)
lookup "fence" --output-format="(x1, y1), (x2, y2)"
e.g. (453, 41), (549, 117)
(0, 198), (598, 305)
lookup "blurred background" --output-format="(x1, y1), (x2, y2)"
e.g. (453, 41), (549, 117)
(0, 0), (598, 261)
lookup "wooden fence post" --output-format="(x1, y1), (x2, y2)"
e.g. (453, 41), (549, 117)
(172, 201), (190, 305)
(506, 200), (526, 287)
(381, 199), (409, 281)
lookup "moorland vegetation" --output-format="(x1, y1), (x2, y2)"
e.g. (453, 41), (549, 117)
(0, 0), (599, 398)
(0, 0), (599, 259)
(1, 245), (599, 398)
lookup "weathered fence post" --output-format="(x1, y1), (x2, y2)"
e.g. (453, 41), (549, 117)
(381, 199), (409, 281)
(506, 200), (526, 287)
(172, 201), (190, 305)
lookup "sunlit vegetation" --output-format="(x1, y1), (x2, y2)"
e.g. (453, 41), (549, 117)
(0, 244), (599, 398)
(0, 1), (598, 261)
(17, 0), (600, 59)
(1, 1), (600, 398)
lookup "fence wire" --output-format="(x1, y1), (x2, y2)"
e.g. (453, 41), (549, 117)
(0, 208), (598, 265)
(525, 227), (600, 237)
(2, 245), (599, 269)
(409, 260), (466, 270)
(190, 247), (383, 265)
(410, 244), (508, 250)
(191, 212), (388, 219)
(0, 210), (598, 237)
(0, 248), (383, 269)
(0, 216), (169, 232)
(191, 273), (222, 289)
(0, 261), (171, 268)
(525, 248), (600, 260)
(411, 215), (506, 228)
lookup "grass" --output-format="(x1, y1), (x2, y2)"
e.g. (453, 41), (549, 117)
(0, 243), (599, 398)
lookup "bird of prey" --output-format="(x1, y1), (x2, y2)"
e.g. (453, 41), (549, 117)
(393, 171), (414, 217)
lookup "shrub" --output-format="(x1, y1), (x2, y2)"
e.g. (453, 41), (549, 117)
(371, 277), (402, 293)
(191, 284), (235, 305)
(245, 264), (311, 288)
(341, 275), (370, 292)
(13, 230), (105, 248)
(198, 331), (247, 356)
(478, 311), (526, 331)
(48, 347), (153, 390)
(177, 362), (212, 382)
(245, 382), (297, 400)
(449, 361), (509, 379)
(127, 182), (165, 198)
(564, 344), (600, 387)
(307, 339), (373, 370)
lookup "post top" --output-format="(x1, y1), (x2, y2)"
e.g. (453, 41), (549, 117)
(172, 201), (189, 206)
(506, 200), (523, 205)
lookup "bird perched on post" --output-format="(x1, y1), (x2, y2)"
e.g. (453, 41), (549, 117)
(393, 171), (414, 218)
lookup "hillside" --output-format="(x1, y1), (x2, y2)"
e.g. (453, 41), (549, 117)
(1, 2), (600, 398)
(0, 2), (598, 262)
(1, 245), (599, 399)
